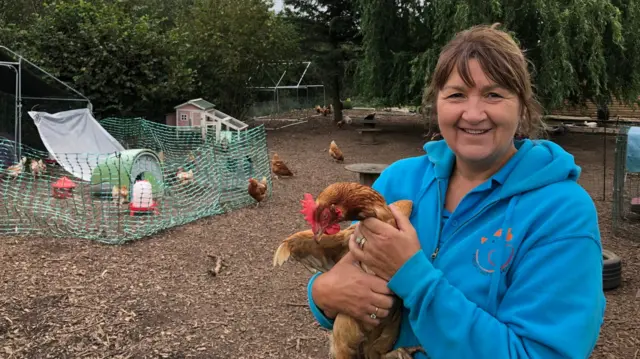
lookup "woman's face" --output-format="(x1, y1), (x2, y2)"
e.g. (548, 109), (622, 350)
(436, 59), (519, 168)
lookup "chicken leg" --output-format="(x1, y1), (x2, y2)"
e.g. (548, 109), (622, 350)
(382, 346), (425, 359)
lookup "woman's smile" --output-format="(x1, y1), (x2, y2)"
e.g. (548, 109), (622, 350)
(458, 127), (493, 136)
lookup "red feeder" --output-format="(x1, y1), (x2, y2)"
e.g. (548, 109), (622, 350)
(129, 200), (159, 216)
(52, 176), (76, 199)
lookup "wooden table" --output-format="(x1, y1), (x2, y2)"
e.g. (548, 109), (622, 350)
(345, 163), (389, 187)
(356, 128), (382, 144)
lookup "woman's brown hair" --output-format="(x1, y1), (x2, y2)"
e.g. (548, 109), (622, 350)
(423, 23), (544, 138)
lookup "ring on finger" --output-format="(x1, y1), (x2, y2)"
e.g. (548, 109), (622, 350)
(369, 306), (379, 319)
(355, 236), (367, 247)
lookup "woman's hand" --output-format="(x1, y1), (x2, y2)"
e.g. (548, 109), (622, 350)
(349, 204), (421, 281)
(311, 251), (396, 326)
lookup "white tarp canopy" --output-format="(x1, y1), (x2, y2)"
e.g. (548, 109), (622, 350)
(28, 108), (125, 181)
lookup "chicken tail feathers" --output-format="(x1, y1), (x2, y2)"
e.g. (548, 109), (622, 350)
(273, 242), (292, 267)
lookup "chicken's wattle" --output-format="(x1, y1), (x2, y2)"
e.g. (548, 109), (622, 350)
(325, 223), (340, 235)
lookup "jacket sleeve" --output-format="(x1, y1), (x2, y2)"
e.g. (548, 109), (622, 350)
(386, 234), (606, 359)
(306, 165), (398, 329)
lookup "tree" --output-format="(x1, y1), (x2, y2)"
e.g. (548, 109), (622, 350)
(0, 0), (301, 120)
(355, 0), (424, 106)
(4, 0), (193, 119)
(180, 0), (301, 117)
(355, 0), (640, 116)
(0, 0), (43, 27)
(284, 0), (360, 123)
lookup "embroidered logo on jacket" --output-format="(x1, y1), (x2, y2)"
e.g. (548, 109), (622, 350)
(473, 228), (515, 275)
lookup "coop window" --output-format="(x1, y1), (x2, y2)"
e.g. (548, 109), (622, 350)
(180, 113), (188, 122)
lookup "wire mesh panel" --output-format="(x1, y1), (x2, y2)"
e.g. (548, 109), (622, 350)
(612, 126), (640, 237)
(0, 118), (271, 244)
(548, 131), (612, 202)
(246, 61), (326, 118)
(248, 86), (326, 118)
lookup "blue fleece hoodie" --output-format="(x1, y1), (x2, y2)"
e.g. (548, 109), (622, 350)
(307, 139), (606, 359)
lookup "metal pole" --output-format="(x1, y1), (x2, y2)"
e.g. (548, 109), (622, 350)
(0, 46), (90, 102)
(603, 116), (607, 201)
(13, 66), (18, 162)
(17, 57), (22, 161)
(296, 62), (311, 87)
(273, 90), (276, 118)
(323, 86), (326, 107)
(21, 96), (90, 102)
(598, 103), (609, 202)
(274, 70), (286, 115)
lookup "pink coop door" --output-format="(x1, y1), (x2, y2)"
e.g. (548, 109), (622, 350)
(191, 112), (202, 126)
(178, 111), (189, 126)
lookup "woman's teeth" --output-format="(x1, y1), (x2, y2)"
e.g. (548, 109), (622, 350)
(461, 128), (490, 135)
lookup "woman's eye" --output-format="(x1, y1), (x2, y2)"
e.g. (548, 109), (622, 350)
(487, 92), (503, 99)
(446, 93), (463, 99)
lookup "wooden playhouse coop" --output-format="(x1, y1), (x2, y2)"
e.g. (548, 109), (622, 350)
(167, 98), (249, 141)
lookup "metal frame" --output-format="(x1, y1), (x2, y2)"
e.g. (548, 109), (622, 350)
(246, 61), (325, 114)
(613, 125), (630, 236)
(0, 46), (92, 160)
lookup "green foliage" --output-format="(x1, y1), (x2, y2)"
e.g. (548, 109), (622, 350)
(0, 0), (43, 27)
(3, 0), (193, 118)
(3, 0), (640, 122)
(0, 0), (301, 121)
(355, 0), (640, 112)
(283, 0), (361, 119)
(182, 0), (301, 117)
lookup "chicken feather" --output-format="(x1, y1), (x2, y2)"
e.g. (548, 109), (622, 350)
(274, 184), (421, 359)
(274, 199), (413, 273)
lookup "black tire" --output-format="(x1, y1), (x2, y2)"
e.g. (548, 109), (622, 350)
(602, 249), (622, 291)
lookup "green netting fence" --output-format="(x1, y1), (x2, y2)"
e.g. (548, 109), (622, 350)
(0, 117), (272, 244)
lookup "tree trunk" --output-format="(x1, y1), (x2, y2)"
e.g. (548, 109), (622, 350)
(330, 71), (343, 123)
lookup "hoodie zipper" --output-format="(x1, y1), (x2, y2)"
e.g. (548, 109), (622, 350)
(432, 199), (501, 260)
(431, 180), (444, 261)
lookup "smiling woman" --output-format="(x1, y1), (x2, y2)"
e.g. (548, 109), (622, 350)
(437, 62), (520, 179)
(424, 24), (543, 182)
(307, 23), (606, 359)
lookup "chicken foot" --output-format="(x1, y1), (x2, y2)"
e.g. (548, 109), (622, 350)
(382, 346), (425, 359)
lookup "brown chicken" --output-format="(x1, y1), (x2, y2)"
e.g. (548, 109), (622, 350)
(336, 115), (353, 129)
(315, 104), (332, 116)
(273, 182), (424, 359)
(6, 157), (26, 180)
(176, 167), (194, 184)
(329, 140), (344, 162)
(112, 185), (129, 205)
(248, 176), (268, 207)
(273, 198), (411, 273)
(364, 113), (376, 121)
(271, 153), (293, 179)
(30, 158), (46, 178)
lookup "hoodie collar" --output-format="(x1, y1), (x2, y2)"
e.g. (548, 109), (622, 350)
(423, 138), (580, 198)
(423, 139), (531, 182)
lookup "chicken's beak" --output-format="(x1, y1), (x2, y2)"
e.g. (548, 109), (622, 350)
(312, 227), (324, 243)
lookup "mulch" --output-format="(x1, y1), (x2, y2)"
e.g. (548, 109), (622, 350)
(0, 112), (637, 358)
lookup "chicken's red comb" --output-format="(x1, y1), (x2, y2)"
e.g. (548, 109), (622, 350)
(300, 193), (316, 226)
